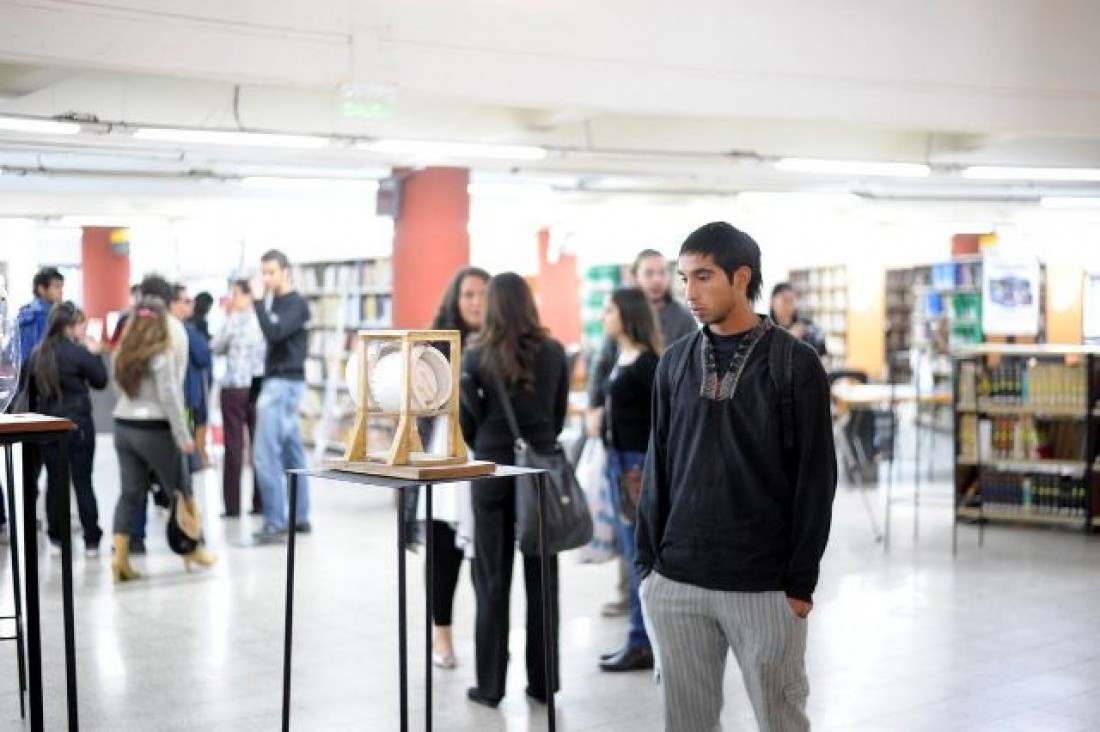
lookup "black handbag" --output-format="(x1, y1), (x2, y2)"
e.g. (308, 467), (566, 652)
(490, 369), (593, 556)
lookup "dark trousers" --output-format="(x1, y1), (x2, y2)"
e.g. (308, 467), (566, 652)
(471, 459), (560, 702)
(221, 386), (261, 516)
(113, 422), (189, 535)
(429, 520), (465, 627)
(43, 413), (102, 548)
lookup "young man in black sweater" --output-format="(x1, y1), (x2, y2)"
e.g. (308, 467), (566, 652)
(636, 222), (836, 732)
(251, 249), (312, 543)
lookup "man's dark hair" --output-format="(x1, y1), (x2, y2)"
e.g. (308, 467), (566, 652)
(679, 222), (763, 302)
(172, 284), (189, 303)
(631, 249), (666, 276)
(261, 249), (291, 270)
(771, 282), (795, 300)
(32, 267), (64, 297)
(231, 278), (251, 296)
(139, 274), (174, 305)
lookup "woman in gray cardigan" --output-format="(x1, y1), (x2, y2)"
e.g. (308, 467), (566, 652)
(111, 299), (215, 581)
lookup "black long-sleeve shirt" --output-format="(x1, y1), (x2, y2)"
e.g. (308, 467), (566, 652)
(603, 351), (659, 453)
(21, 338), (108, 420)
(635, 320), (836, 603)
(460, 338), (569, 457)
(254, 292), (310, 380)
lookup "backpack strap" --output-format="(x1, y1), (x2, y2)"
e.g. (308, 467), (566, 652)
(671, 330), (702, 395)
(769, 328), (796, 452)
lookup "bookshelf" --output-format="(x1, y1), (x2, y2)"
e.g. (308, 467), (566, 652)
(293, 258), (394, 455)
(788, 265), (849, 367)
(953, 345), (1100, 550)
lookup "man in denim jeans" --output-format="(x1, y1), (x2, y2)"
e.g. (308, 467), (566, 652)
(252, 250), (312, 543)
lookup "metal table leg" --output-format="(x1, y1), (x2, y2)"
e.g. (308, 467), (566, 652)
(282, 473), (299, 732)
(4, 445), (26, 719)
(57, 434), (78, 731)
(397, 490), (409, 732)
(537, 473), (557, 732)
(21, 442), (43, 732)
(424, 487), (433, 732)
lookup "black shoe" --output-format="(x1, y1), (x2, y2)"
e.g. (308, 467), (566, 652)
(600, 644), (628, 662)
(252, 526), (288, 544)
(221, 512), (240, 519)
(466, 687), (500, 709)
(130, 538), (147, 555)
(599, 645), (654, 672)
(294, 522), (312, 534)
(249, 507), (263, 516)
(525, 687), (548, 705)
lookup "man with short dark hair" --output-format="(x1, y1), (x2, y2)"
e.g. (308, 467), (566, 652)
(587, 248), (696, 618)
(17, 267), (65, 363)
(252, 250), (312, 543)
(171, 285), (212, 467)
(637, 222), (837, 732)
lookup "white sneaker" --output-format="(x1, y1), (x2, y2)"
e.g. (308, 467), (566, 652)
(85, 546), (101, 559)
(49, 541), (62, 558)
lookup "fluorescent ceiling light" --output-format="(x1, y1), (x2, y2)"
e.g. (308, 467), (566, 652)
(1039, 196), (1100, 209)
(737, 191), (863, 207)
(776, 158), (930, 178)
(361, 139), (547, 161)
(241, 176), (379, 192)
(133, 128), (330, 149)
(962, 166), (1100, 182)
(0, 116), (81, 135)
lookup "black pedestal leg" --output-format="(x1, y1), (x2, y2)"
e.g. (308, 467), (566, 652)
(57, 434), (78, 731)
(282, 473), (299, 732)
(22, 441), (43, 732)
(424, 486), (433, 732)
(537, 474), (557, 731)
(4, 445), (26, 719)
(397, 490), (409, 732)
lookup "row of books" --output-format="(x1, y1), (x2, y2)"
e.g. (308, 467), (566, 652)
(296, 259), (394, 291)
(311, 294), (393, 328)
(977, 473), (1090, 517)
(967, 360), (1088, 409)
(969, 417), (1086, 462)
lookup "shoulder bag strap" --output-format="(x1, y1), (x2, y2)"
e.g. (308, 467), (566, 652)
(488, 367), (527, 449)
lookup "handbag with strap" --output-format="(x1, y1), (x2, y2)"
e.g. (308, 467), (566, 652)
(489, 368), (593, 556)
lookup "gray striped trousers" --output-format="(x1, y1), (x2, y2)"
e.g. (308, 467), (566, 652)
(640, 572), (810, 732)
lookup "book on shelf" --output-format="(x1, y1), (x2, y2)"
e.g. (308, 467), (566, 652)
(975, 472), (1089, 518)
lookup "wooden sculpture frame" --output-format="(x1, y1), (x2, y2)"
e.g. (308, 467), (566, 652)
(325, 329), (496, 480)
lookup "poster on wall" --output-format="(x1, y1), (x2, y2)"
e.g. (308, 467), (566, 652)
(1085, 274), (1100, 346)
(982, 253), (1041, 337)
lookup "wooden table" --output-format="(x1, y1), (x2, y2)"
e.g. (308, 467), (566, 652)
(0, 414), (77, 731)
(280, 465), (557, 732)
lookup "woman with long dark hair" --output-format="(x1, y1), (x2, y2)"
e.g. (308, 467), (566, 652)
(596, 287), (662, 672)
(422, 266), (488, 670)
(21, 301), (107, 555)
(460, 272), (569, 708)
(111, 299), (215, 581)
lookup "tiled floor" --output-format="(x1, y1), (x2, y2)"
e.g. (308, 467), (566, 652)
(1, 427), (1099, 731)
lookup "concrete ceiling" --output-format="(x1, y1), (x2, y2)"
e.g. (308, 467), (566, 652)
(1, 0), (1099, 213)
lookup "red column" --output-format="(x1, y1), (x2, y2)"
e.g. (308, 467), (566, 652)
(392, 168), (470, 329)
(81, 227), (131, 322)
(536, 227), (582, 347)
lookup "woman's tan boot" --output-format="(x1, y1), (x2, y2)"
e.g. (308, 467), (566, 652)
(111, 534), (141, 582)
(183, 546), (217, 572)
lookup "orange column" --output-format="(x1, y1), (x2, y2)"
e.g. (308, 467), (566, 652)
(536, 228), (582, 347)
(392, 168), (470, 329)
(81, 226), (131, 322)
